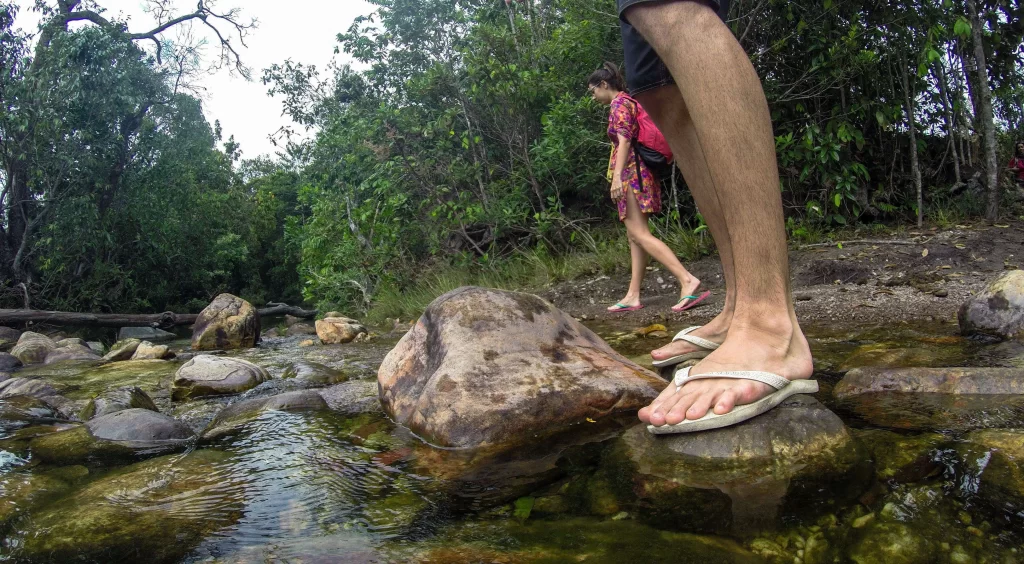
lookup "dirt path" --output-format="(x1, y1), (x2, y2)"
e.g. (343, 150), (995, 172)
(539, 220), (1024, 329)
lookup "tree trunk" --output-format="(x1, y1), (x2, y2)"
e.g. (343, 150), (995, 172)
(900, 59), (923, 228)
(935, 61), (961, 184)
(0, 304), (317, 329)
(968, 0), (1000, 221)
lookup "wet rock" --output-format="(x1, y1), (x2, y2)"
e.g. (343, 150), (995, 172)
(172, 355), (270, 400)
(0, 396), (60, 428)
(851, 429), (947, 483)
(316, 317), (367, 344)
(8, 449), (243, 563)
(959, 270), (1024, 339)
(281, 360), (347, 386)
(55, 338), (87, 348)
(0, 326), (22, 351)
(44, 344), (101, 364)
(320, 380), (381, 415)
(86, 341), (105, 355)
(838, 345), (963, 373)
(79, 386), (159, 420)
(958, 429), (1024, 521)
(117, 326), (176, 342)
(611, 396), (866, 534)
(835, 367), (1024, 431)
(0, 378), (61, 402)
(286, 322), (318, 337)
(0, 352), (22, 372)
(201, 390), (328, 440)
(102, 338), (141, 361)
(284, 314), (302, 326)
(10, 332), (57, 365)
(191, 293), (260, 351)
(263, 327), (280, 338)
(378, 287), (664, 449)
(849, 521), (936, 564)
(131, 341), (173, 360)
(30, 409), (194, 464)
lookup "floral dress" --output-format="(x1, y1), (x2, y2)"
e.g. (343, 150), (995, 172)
(607, 92), (662, 221)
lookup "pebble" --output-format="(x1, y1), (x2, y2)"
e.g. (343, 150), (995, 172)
(851, 513), (875, 528)
(934, 289), (949, 297)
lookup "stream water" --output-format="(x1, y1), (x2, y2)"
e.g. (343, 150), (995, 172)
(0, 319), (1022, 563)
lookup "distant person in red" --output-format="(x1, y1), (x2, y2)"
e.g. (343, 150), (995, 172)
(1009, 141), (1024, 186)
(588, 62), (709, 314)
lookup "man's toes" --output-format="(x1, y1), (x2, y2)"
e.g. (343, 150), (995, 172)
(638, 405), (653, 423)
(661, 391), (699, 425)
(713, 389), (739, 415)
(685, 391), (716, 421)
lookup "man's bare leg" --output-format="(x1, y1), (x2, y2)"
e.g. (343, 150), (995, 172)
(635, 85), (735, 369)
(625, 1), (813, 424)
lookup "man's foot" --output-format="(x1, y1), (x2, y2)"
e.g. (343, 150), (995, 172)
(639, 315), (814, 426)
(650, 314), (729, 362)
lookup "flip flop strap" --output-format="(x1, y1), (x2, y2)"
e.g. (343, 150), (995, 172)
(673, 367), (790, 390)
(670, 326), (719, 351)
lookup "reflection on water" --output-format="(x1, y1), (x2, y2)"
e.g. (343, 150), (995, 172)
(0, 325), (1022, 563)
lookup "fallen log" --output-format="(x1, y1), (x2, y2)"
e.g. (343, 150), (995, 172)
(0, 303), (318, 330)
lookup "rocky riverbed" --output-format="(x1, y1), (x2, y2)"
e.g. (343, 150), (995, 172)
(1, 238), (1024, 562)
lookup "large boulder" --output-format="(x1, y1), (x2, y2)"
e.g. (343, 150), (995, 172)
(959, 270), (1024, 339)
(201, 390), (329, 440)
(117, 326), (177, 342)
(315, 317), (367, 344)
(606, 395), (866, 533)
(834, 367), (1024, 431)
(10, 332), (57, 365)
(30, 408), (194, 464)
(172, 355), (270, 400)
(131, 341), (173, 360)
(79, 386), (159, 420)
(191, 293), (260, 351)
(378, 287), (664, 450)
(102, 338), (141, 361)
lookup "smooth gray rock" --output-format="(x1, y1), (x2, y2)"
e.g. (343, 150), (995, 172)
(117, 326), (177, 342)
(45, 344), (102, 364)
(30, 409), (195, 464)
(80, 386), (159, 420)
(0, 352), (23, 372)
(959, 270), (1024, 339)
(172, 355), (270, 400)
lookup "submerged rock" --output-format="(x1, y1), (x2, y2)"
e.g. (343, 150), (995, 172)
(838, 345), (964, 373)
(172, 355), (270, 400)
(320, 380), (380, 415)
(609, 396), (866, 534)
(835, 367), (1024, 431)
(79, 386), (159, 420)
(131, 341), (173, 360)
(316, 317), (367, 344)
(378, 287), (663, 449)
(117, 326), (177, 342)
(7, 449), (243, 563)
(851, 429), (947, 483)
(30, 409), (194, 464)
(102, 338), (141, 361)
(959, 270), (1024, 339)
(0, 395), (60, 428)
(10, 332), (57, 365)
(958, 429), (1024, 521)
(201, 390), (328, 440)
(191, 293), (260, 351)
(848, 521), (936, 564)
(0, 471), (78, 528)
(280, 360), (347, 386)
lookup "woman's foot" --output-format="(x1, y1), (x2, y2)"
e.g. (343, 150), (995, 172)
(674, 276), (702, 309)
(607, 293), (643, 312)
(639, 313), (814, 425)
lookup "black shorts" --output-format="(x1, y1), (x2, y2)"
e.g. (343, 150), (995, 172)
(618, 0), (731, 95)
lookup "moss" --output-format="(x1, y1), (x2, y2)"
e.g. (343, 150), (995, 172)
(15, 359), (177, 401)
(852, 429), (947, 482)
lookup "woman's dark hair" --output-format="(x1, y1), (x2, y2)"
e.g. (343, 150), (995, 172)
(588, 62), (626, 92)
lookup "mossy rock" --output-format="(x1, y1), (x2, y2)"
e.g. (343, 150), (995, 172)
(30, 409), (194, 465)
(200, 390), (328, 441)
(0, 472), (76, 529)
(14, 360), (177, 402)
(79, 386), (159, 420)
(958, 429), (1024, 521)
(6, 449), (243, 563)
(849, 521), (936, 564)
(851, 429), (948, 482)
(102, 338), (141, 361)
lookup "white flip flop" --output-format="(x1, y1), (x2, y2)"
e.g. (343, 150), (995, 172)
(650, 326), (721, 369)
(647, 367), (819, 434)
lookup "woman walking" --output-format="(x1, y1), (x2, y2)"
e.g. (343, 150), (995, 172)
(588, 62), (708, 313)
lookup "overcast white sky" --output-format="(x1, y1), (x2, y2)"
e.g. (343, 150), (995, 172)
(14, 0), (374, 159)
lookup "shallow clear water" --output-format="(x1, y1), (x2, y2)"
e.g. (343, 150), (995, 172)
(0, 322), (1022, 563)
